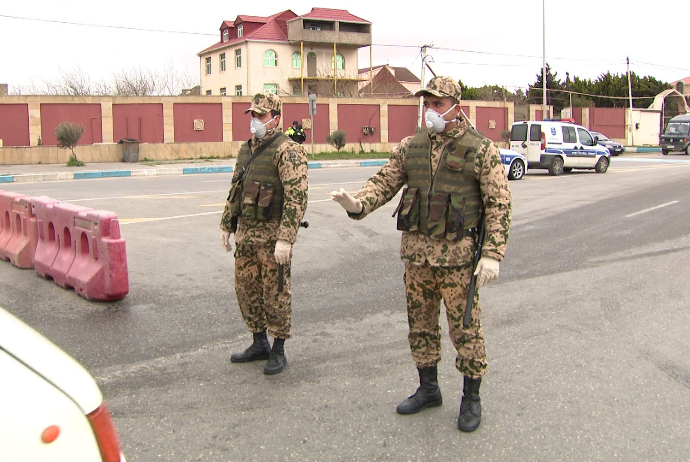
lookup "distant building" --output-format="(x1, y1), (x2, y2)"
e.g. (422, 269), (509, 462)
(671, 76), (690, 96)
(358, 65), (421, 98)
(197, 8), (372, 97)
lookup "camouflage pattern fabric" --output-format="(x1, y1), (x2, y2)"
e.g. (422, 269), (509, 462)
(234, 242), (292, 339)
(414, 76), (463, 102)
(405, 262), (486, 378)
(346, 111), (511, 376)
(220, 124), (308, 340)
(244, 92), (282, 115)
(352, 118), (512, 267)
(220, 128), (309, 245)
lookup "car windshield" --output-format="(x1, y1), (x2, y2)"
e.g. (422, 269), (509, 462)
(593, 132), (610, 141)
(664, 122), (690, 135)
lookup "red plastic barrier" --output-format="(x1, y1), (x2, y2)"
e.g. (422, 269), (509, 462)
(45, 202), (96, 289)
(65, 209), (129, 301)
(31, 196), (62, 278)
(0, 191), (28, 262)
(3, 196), (39, 269)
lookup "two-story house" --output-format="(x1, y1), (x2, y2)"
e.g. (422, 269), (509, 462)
(197, 8), (371, 97)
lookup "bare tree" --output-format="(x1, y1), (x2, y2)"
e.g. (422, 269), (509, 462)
(11, 63), (198, 96)
(44, 67), (94, 96)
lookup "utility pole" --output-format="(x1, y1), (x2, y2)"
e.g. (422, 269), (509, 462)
(627, 56), (635, 146)
(542, 0), (547, 120)
(418, 44), (430, 130)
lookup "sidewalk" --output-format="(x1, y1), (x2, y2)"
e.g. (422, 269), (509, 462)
(0, 158), (388, 184)
(0, 146), (662, 184)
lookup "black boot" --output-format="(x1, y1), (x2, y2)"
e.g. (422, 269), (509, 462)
(230, 331), (271, 363)
(457, 376), (482, 432)
(263, 338), (287, 375)
(396, 366), (443, 414)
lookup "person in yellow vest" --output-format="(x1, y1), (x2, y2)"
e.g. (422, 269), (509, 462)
(220, 92), (309, 375)
(331, 76), (511, 431)
(285, 120), (306, 144)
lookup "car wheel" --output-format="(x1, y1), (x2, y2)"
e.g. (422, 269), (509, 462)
(548, 157), (564, 176)
(662, 150), (669, 155)
(563, 167), (573, 173)
(508, 159), (525, 180)
(595, 156), (609, 173)
(685, 145), (690, 156)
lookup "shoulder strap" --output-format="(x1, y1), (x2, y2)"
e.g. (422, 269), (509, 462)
(233, 132), (283, 184)
(246, 132), (282, 167)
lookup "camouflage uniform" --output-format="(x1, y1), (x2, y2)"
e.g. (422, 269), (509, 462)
(348, 77), (512, 378)
(220, 93), (309, 340)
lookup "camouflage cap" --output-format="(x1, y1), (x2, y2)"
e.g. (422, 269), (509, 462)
(245, 92), (282, 115)
(414, 76), (462, 102)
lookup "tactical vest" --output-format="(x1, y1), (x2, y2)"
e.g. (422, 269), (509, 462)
(395, 129), (485, 241)
(228, 134), (290, 223)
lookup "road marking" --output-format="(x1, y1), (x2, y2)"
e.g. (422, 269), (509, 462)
(119, 211), (221, 225)
(64, 189), (227, 202)
(625, 201), (679, 218)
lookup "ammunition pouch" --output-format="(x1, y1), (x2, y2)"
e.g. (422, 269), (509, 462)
(240, 180), (275, 221)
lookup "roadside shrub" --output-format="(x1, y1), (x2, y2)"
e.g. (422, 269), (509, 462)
(326, 130), (346, 157)
(55, 122), (85, 166)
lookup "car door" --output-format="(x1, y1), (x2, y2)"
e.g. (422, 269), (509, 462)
(577, 128), (598, 167)
(560, 125), (579, 167)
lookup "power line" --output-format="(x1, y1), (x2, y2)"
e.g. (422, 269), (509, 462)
(0, 14), (215, 36)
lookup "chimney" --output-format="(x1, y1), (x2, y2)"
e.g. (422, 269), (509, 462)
(0, 84), (7, 96)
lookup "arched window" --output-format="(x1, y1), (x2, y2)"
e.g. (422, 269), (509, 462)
(332, 53), (345, 70)
(263, 50), (277, 67)
(292, 52), (301, 69)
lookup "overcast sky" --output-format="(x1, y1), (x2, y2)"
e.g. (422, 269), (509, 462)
(1, 0), (686, 94)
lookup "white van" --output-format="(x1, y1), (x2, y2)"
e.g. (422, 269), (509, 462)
(509, 120), (611, 176)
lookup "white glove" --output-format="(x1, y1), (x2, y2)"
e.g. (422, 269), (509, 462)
(274, 239), (292, 265)
(474, 256), (500, 286)
(220, 230), (232, 252)
(330, 188), (363, 214)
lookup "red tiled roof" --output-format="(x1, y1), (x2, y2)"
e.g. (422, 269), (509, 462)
(220, 20), (234, 29)
(299, 7), (370, 24)
(235, 15), (269, 24)
(199, 10), (297, 55)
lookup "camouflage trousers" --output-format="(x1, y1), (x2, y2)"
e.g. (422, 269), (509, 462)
(404, 262), (486, 378)
(234, 242), (292, 339)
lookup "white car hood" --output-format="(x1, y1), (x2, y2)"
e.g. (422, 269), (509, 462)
(0, 306), (103, 413)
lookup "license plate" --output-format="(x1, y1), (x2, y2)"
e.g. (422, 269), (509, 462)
(667, 145), (674, 149)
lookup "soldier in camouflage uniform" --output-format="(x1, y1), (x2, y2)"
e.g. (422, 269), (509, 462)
(220, 92), (309, 375)
(332, 76), (511, 431)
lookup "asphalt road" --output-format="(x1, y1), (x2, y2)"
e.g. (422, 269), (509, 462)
(2, 156), (690, 461)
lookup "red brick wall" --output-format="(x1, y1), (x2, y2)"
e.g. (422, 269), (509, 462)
(589, 107), (625, 139)
(40, 104), (102, 146)
(112, 104), (164, 143)
(388, 105), (418, 143)
(0, 104), (30, 147)
(173, 103), (222, 142)
(233, 102), (330, 144)
(336, 104), (381, 145)
(476, 107), (508, 142)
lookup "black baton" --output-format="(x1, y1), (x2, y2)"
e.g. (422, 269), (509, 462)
(463, 215), (486, 329)
(277, 221), (307, 293)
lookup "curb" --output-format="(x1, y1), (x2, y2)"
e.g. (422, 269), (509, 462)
(0, 159), (389, 184)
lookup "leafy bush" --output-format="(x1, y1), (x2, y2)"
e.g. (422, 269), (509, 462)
(326, 130), (346, 156)
(55, 122), (85, 164)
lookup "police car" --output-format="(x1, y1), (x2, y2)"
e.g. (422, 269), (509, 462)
(509, 120), (610, 176)
(499, 148), (527, 180)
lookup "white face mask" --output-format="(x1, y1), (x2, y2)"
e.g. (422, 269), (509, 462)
(250, 115), (276, 139)
(425, 104), (457, 133)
